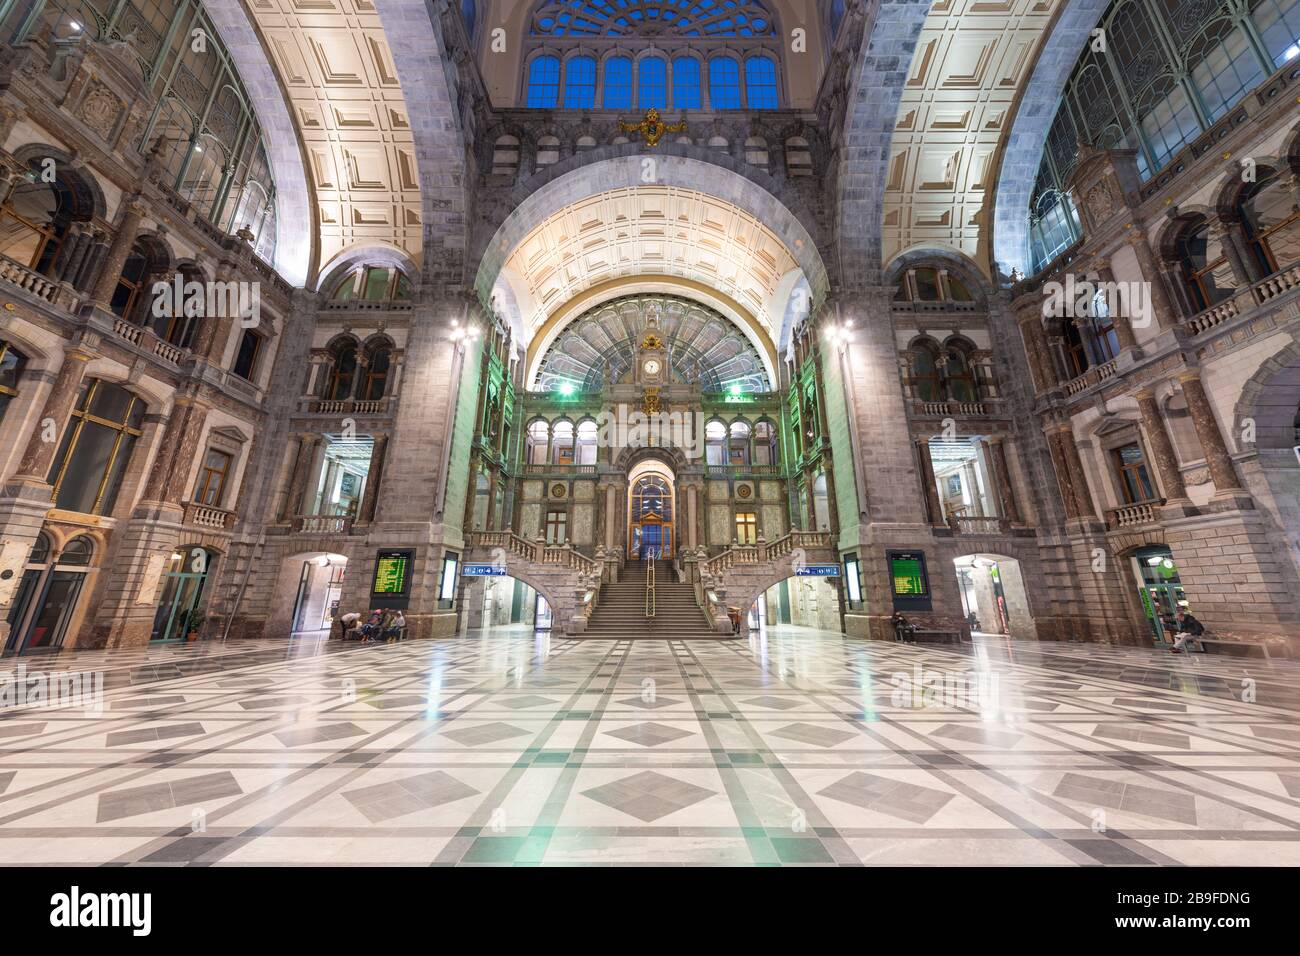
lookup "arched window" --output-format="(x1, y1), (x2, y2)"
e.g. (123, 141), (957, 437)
(461, 0), (477, 38)
(3, 532), (95, 653)
(330, 265), (412, 302)
(526, 419), (550, 465)
(811, 473), (830, 531)
(551, 419), (575, 465)
(326, 341), (358, 400)
(491, 135), (521, 177)
(673, 56), (702, 108)
(709, 56), (742, 108)
(1240, 172), (1300, 276)
(631, 475), (672, 522)
(603, 56), (633, 108)
(111, 242), (154, 321)
(1063, 321), (1089, 378)
(728, 420), (751, 465)
(576, 419), (598, 465)
(564, 56), (597, 108)
(362, 344), (391, 401)
(0, 340), (28, 425)
(1087, 291), (1121, 363)
(941, 343), (977, 403)
(705, 419), (727, 465)
(526, 55), (561, 107)
(753, 419), (777, 466)
(151, 265), (204, 349)
(744, 55), (778, 108)
(639, 56), (668, 109)
(0, 163), (92, 277)
(48, 380), (144, 516)
(1177, 219), (1237, 311)
(910, 341), (942, 402)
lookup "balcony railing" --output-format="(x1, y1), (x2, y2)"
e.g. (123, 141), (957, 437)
(949, 515), (1009, 535)
(914, 400), (991, 417)
(522, 463), (597, 476)
(1106, 501), (1162, 529)
(467, 530), (599, 577)
(292, 514), (355, 534)
(1062, 358), (1118, 397)
(704, 463), (782, 477)
(306, 397), (392, 416)
(108, 317), (188, 366)
(1183, 260), (1300, 337)
(0, 254), (59, 302)
(183, 501), (235, 530)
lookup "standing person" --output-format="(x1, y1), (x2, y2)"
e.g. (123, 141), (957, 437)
(1169, 609), (1206, 653)
(338, 610), (361, 641)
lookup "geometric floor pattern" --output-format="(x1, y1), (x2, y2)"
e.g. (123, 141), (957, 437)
(1, 627), (1299, 866)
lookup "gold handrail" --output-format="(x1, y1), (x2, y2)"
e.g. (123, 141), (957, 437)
(645, 551), (656, 618)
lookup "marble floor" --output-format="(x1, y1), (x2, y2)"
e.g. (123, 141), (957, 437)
(1, 628), (1299, 866)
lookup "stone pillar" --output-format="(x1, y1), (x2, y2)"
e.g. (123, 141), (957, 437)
(604, 481), (619, 549)
(193, 257), (240, 362)
(1134, 387), (1187, 502)
(915, 438), (944, 527)
(1210, 217), (1258, 286)
(88, 198), (146, 310)
(985, 437), (1022, 524)
(13, 346), (92, 481)
(1045, 425), (1094, 520)
(1126, 229), (1178, 330)
(1178, 371), (1243, 494)
(358, 434), (388, 522)
(138, 396), (210, 507)
(1013, 300), (1056, 393)
(280, 434), (319, 521)
(1095, 261), (1139, 353)
(684, 481), (699, 549)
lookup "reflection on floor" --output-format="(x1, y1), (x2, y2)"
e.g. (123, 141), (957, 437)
(1, 628), (1298, 866)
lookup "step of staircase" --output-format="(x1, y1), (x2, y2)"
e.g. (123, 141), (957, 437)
(581, 560), (721, 639)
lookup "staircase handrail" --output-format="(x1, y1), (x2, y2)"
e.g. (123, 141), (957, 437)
(701, 530), (836, 576)
(645, 549), (656, 618)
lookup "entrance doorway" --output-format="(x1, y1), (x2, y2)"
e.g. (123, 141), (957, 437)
(1130, 546), (1189, 643)
(288, 553), (348, 636)
(628, 461), (676, 559)
(4, 533), (95, 654)
(953, 554), (1032, 637)
(150, 546), (219, 642)
(751, 575), (843, 633)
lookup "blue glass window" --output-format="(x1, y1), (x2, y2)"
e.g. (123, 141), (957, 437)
(672, 56), (701, 108)
(526, 55), (560, 108)
(745, 55), (778, 109)
(564, 56), (597, 108)
(709, 56), (742, 109)
(604, 56), (633, 109)
(639, 56), (668, 109)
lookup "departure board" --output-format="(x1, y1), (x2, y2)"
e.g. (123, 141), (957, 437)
(372, 549), (413, 598)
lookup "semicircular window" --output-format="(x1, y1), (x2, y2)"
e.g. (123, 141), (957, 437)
(534, 294), (772, 394)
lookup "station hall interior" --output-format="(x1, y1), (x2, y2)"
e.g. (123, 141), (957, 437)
(0, 0), (1298, 866)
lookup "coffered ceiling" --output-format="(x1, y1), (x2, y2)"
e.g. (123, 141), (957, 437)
(244, 0), (423, 271)
(497, 185), (801, 343)
(882, 0), (1060, 276)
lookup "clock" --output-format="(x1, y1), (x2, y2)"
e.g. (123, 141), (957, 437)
(643, 358), (661, 376)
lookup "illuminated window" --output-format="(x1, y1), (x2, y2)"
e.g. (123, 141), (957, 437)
(709, 56), (742, 108)
(672, 56), (701, 108)
(527, 55), (561, 107)
(564, 55), (597, 108)
(639, 56), (667, 109)
(193, 449), (233, 507)
(735, 511), (758, 544)
(744, 55), (778, 108)
(604, 56), (633, 109)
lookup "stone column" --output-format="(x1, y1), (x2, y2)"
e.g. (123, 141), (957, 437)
(1045, 425), (1094, 520)
(88, 198), (147, 310)
(604, 481), (619, 549)
(985, 437), (1022, 524)
(280, 434), (319, 521)
(13, 346), (92, 481)
(1178, 371), (1243, 494)
(1126, 229), (1178, 330)
(358, 434), (388, 522)
(1095, 262), (1139, 353)
(1134, 387), (1187, 502)
(684, 482), (699, 549)
(139, 396), (210, 506)
(1209, 217), (1257, 285)
(1013, 301), (1056, 393)
(915, 438), (945, 527)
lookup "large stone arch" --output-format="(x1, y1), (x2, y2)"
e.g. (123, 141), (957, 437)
(1234, 333), (1300, 452)
(473, 151), (829, 308)
(835, 0), (931, 289)
(376, 0), (471, 289)
(989, 0), (1111, 280)
(203, 0), (314, 287)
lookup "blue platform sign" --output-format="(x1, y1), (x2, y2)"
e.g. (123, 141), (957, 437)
(794, 564), (840, 577)
(462, 563), (507, 577)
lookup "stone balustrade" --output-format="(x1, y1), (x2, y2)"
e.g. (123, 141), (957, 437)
(1106, 501), (1162, 529)
(183, 501), (236, 530)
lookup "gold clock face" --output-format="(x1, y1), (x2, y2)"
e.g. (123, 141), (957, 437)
(644, 359), (661, 376)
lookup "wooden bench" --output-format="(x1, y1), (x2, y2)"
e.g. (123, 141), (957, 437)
(903, 628), (962, 645)
(1183, 636), (1276, 660)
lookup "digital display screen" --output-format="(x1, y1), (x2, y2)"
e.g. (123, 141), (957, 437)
(890, 553), (928, 596)
(372, 550), (412, 596)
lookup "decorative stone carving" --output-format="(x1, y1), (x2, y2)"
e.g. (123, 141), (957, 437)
(1183, 467), (1211, 486)
(77, 81), (124, 140)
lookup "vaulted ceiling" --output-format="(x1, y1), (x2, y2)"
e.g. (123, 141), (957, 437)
(244, 0), (423, 273)
(882, 0), (1061, 277)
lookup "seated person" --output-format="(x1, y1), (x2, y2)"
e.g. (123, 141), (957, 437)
(1169, 609), (1206, 653)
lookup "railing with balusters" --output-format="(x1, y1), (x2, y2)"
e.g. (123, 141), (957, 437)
(0, 254), (59, 302)
(1105, 501), (1163, 529)
(183, 501), (235, 530)
(292, 514), (354, 534)
(645, 552), (656, 618)
(702, 531), (835, 576)
(467, 531), (599, 577)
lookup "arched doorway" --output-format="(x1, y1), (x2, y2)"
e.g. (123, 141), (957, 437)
(4, 533), (96, 653)
(150, 546), (220, 643)
(751, 574), (844, 634)
(627, 460), (676, 559)
(953, 554), (1033, 637)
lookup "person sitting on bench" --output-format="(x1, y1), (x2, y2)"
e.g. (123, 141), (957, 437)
(891, 612), (916, 641)
(1169, 609), (1205, 653)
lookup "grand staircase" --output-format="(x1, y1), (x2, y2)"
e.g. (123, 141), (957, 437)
(581, 559), (720, 639)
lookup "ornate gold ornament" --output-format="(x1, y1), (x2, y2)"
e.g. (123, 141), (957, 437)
(619, 108), (686, 148)
(641, 332), (664, 350)
(642, 387), (662, 415)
